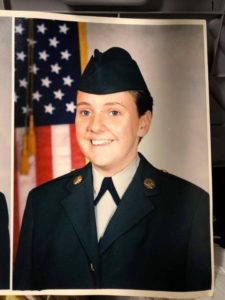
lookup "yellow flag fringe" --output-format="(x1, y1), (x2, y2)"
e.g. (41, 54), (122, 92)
(78, 22), (88, 73)
(28, 113), (36, 155)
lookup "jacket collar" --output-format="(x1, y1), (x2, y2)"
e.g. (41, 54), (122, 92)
(60, 153), (160, 259)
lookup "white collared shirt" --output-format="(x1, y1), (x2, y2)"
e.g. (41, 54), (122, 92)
(92, 155), (140, 240)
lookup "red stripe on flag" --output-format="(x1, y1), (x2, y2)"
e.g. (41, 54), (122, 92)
(35, 126), (53, 185)
(70, 124), (85, 169)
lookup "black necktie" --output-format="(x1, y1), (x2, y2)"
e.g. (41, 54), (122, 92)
(94, 177), (120, 206)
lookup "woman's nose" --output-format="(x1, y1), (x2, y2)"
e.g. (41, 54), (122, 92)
(88, 114), (105, 133)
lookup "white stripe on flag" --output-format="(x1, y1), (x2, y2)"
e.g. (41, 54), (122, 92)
(51, 124), (72, 178)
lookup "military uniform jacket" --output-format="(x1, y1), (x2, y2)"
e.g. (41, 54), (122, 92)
(0, 192), (9, 289)
(14, 154), (212, 291)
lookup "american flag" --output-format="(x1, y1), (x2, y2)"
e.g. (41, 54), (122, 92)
(14, 18), (86, 254)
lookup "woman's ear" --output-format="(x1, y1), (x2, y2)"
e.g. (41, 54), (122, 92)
(138, 111), (152, 138)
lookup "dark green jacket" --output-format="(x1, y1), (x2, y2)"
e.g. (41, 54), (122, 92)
(14, 154), (211, 291)
(0, 192), (9, 289)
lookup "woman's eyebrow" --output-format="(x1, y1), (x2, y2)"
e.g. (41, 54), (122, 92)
(103, 102), (126, 108)
(76, 101), (92, 107)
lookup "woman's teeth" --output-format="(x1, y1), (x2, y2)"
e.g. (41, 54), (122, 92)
(91, 139), (112, 145)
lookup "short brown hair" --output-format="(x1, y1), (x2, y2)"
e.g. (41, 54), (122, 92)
(129, 90), (153, 116)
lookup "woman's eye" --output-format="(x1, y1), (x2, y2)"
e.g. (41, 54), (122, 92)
(80, 110), (91, 116)
(110, 110), (120, 116)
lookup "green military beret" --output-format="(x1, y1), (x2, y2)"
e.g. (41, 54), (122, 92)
(78, 47), (151, 95)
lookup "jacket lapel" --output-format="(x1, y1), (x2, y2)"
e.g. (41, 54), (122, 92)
(99, 155), (160, 255)
(60, 164), (99, 267)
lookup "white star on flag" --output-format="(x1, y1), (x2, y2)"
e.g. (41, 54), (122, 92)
(15, 24), (24, 34)
(61, 49), (71, 60)
(44, 103), (55, 114)
(37, 23), (47, 34)
(51, 63), (61, 74)
(63, 75), (74, 86)
(39, 50), (49, 61)
(49, 37), (60, 48)
(29, 64), (39, 74)
(53, 89), (64, 100)
(59, 24), (69, 34)
(27, 38), (37, 47)
(66, 101), (76, 113)
(41, 77), (52, 88)
(32, 91), (42, 101)
(16, 51), (26, 61)
(21, 106), (31, 114)
(19, 78), (28, 88)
